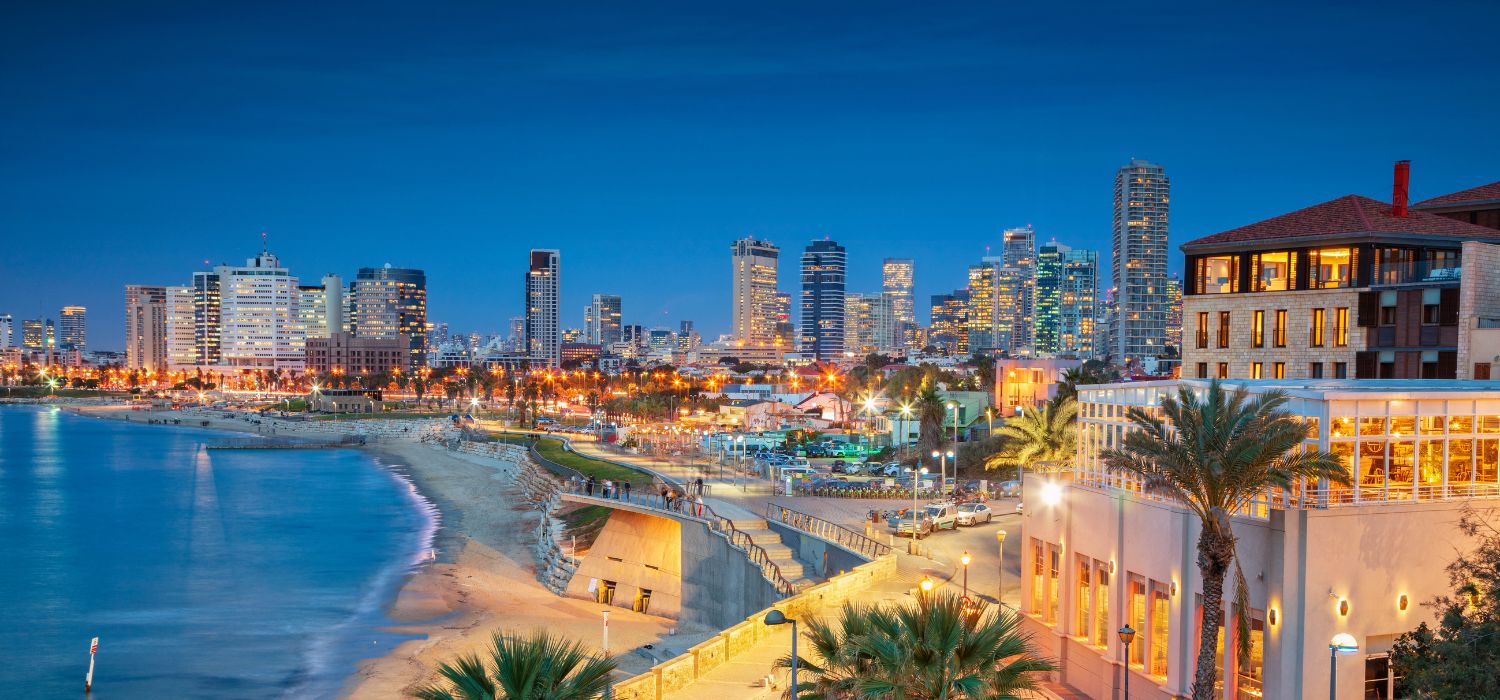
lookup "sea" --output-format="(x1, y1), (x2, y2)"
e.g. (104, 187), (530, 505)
(0, 405), (436, 698)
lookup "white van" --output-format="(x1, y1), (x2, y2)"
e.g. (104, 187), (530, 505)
(778, 465), (817, 479)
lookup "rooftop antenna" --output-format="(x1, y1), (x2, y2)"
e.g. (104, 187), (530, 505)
(261, 231), (268, 254)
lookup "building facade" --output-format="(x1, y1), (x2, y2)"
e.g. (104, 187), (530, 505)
(967, 262), (997, 351)
(1024, 379), (1500, 699)
(191, 270), (222, 367)
(165, 286), (197, 369)
(124, 286), (168, 371)
(58, 305), (86, 351)
(928, 290), (969, 354)
(1003, 225), (1037, 355)
(730, 237), (780, 348)
(304, 332), (408, 375)
(1112, 159), (1171, 367)
(799, 239), (847, 360)
(216, 251), (303, 371)
(352, 265), (427, 368)
(1181, 170), (1500, 382)
(0, 314), (11, 348)
(584, 293), (623, 346)
(525, 249), (561, 367)
(882, 257), (915, 348)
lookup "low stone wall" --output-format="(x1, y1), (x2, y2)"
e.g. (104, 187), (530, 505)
(611, 553), (898, 700)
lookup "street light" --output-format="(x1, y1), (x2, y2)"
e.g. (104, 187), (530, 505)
(1118, 625), (1137, 700)
(764, 610), (798, 695)
(960, 550), (971, 600)
(909, 465), (929, 550)
(918, 576), (934, 598)
(996, 530), (1007, 609)
(1329, 633), (1359, 700)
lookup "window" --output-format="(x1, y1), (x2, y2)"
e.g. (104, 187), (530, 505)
(1093, 563), (1111, 648)
(1197, 255), (1237, 294)
(1379, 291), (1398, 326)
(1273, 310), (1287, 347)
(1252, 310), (1265, 347)
(1030, 539), (1044, 613)
(1422, 288), (1441, 325)
(1197, 362), (1208, 379)
(1334, 362), (1348, 379)
(1250, 362), (1264, 379)
(1149, 584), (1171, 677)
(1310, 308), (1325, 347)
(1196, 312), (1209, 348)
(1335, 308), (1349, 347)
(1048, 545), (1060, 623)
(1421, 350), (1440, 379)
(1217, 362), (1229, 379)
(1075, 555), (1092, 637)
(1310, 362), (1324, 378)
(1364, 654), (1404, 699)
(1217, 311), (1231, 348)
(1377, 247), (1416, 285)
(1380, 350), (1396, 378)
(1252, 251), (1295, 291)
(1273, 362), (1285, 379)
(1309, 247), (1353, 288)
(1128, 576), (1147, 667)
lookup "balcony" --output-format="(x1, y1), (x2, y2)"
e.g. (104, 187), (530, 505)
(1371, 261), (1462, 287)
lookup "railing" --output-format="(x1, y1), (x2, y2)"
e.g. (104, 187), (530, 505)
(1371, 261), (1462, 287)
(562, 483), (797, 597)
(764, 503), (891, 560)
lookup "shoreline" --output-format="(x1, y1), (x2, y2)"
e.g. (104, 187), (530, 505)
(58, 402), (689, 698)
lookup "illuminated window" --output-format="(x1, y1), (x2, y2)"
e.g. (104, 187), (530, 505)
(1335, 308), (1349, 347)
(1048, 545), (1060, 623)
(1196, 312), (1209, 349)
(1150, 584), (1170, 677)
(1031, 539), (1044, 614)
(1273, 310), (1287, 347)
(1273, 362), (1285, 379)
(1310, 308), (1325, 347)
(1217, 362), (1228, 379)
(1253, 251), (1296, 291)
(1128, 576), (1147, 667)
(1250, 362), (1263, 379)
(1094, 563), (1110, 648)
(1252, 311), (1265, 348)
(1218, 312), (1231, 348)
(1197, 255), (1237, 294)
(1309, 247), (1353, 288)
(1075, 555), (1092, 637)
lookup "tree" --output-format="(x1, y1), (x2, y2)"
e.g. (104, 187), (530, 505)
(1390, 506), (1500, 696)
(416, 630), (617, 700)
(916, 385), (947, 457)
(983, 397), (1077, 478)
(1054, 361), (1120, 403)
(781, 592), (1055, 699)
(1102, 380), (1346, 700)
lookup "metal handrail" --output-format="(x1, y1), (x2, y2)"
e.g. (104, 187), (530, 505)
(563, 485), (797, 597)
(765, 503), (892, 560)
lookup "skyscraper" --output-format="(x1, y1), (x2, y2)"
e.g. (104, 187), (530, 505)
(0, 314), (11, 348)
(1165, 274), (1183, 356)
(525, 249), (561, 366)
(881, 258), (915, 348)
(1035, 242), (1099, 358)
(929, 290), (969, 354)
(772, 291), (794, 350)
(352, 265), (428, 368)
(730, 237), (780, 347)
(677, 320), (699, 352)
(844, 292), (894, 356)
(21, 319), (47, 351)
(298, 285), (330, 340)
(584, 294), (623, 346)
(217, 250), (303, 371)
(799, 239), (847, 360)
(166, 286), (197, 369)
(191, 270), (221, 366)
(1111, 159), (1171, 366)
(966, 262), (997, 351)
(58, 306), (86, 351)
(1001, 226), (1036, 355)
(125, 286), (168, 371)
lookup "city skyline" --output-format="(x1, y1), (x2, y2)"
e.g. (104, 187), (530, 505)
(4, 3), (1499, 349)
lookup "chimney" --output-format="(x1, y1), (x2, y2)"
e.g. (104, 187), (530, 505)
(1392, 160), (1410, 218)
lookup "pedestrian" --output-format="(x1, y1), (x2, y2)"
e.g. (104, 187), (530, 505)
(623, 480), (632, 500)
(695, 494), (704, 517)
(586, 476), (596, 496)
(660, 486), (669, 508)
(695, 477), (704, 496)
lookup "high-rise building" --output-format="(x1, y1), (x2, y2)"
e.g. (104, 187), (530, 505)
(352, 265), (427, 368)
(929, 290), (969, 354)
(584, 294), (623, 346)
(125, 286), (168, 371)
(1035, 242), (1099, 358)
(298, 285), (329, 340)
(1002, 226), (1037, 355)
(882, 258), (915, 348)
(730, 237), (780, 347)
(525, 249), (561, 366)
(772, 291), (794, 350)
(646, 328), (675, 355)
(217, 250), (303, 371)
(21, 319), (49, 351)
(844, 292), (895, 356)
(191, 270), (221, 366)
(58, 306), (86, 351)
(0, 314), (11, 348)
(1112, 159), (1171, 366)
(562, 328), (584, 343)
(165, 286), (197, 369)
(1165, 274), (1183, 355)
(678, 320), (699, 353)
(799, 239), (847, 360)
(966, 262), (997, 352)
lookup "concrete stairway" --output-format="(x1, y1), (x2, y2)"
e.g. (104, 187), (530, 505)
(728, 518), (818, 591)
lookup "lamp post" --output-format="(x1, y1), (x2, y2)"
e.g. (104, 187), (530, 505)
(764, 610), (797, 695)
(919, 576), (934, 599)
(960, 550), (971, 600)
(1118, 625), (1136, 700)
(1329, 633), (1359, 700)
(996, 530), (1007, 609)
(910, 466), (929, 548)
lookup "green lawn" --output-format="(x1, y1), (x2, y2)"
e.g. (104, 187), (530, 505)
(559, 504), (613, 544)
(533, 437), (650, 485)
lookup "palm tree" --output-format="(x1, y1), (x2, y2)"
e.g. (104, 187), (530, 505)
(782, 593), (1054, 699)
(416, 630), (617, 700)
(1102, 380), (1347, 700)
(915, 385), (946, 457)
(983, 397), (1077, 478)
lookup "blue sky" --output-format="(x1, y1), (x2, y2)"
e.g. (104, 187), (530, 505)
(2, 1), (1498, 349)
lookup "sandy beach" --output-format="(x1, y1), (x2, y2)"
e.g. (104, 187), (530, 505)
(59, 403), (687, 698)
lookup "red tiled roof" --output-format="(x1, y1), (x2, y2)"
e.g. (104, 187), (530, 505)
(1414, 180), (1500, 208)
(1183, 194), (1500, 249)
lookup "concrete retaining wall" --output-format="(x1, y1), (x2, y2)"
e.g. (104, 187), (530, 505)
(764, 520), (869, 578)
(612, 554), (898, 700)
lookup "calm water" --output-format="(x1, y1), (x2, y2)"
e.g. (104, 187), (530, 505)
(0, 406), (434, 698)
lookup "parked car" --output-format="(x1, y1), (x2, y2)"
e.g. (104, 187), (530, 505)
(955, 502), (994, 526)
(923, 502), (960, 531)
(778, 465), (817, 478)
(882, 463), (907, 478)
(888, 511), (934, 538)
(833, 460), (863, 475)
(996, 480), (1022, 497)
